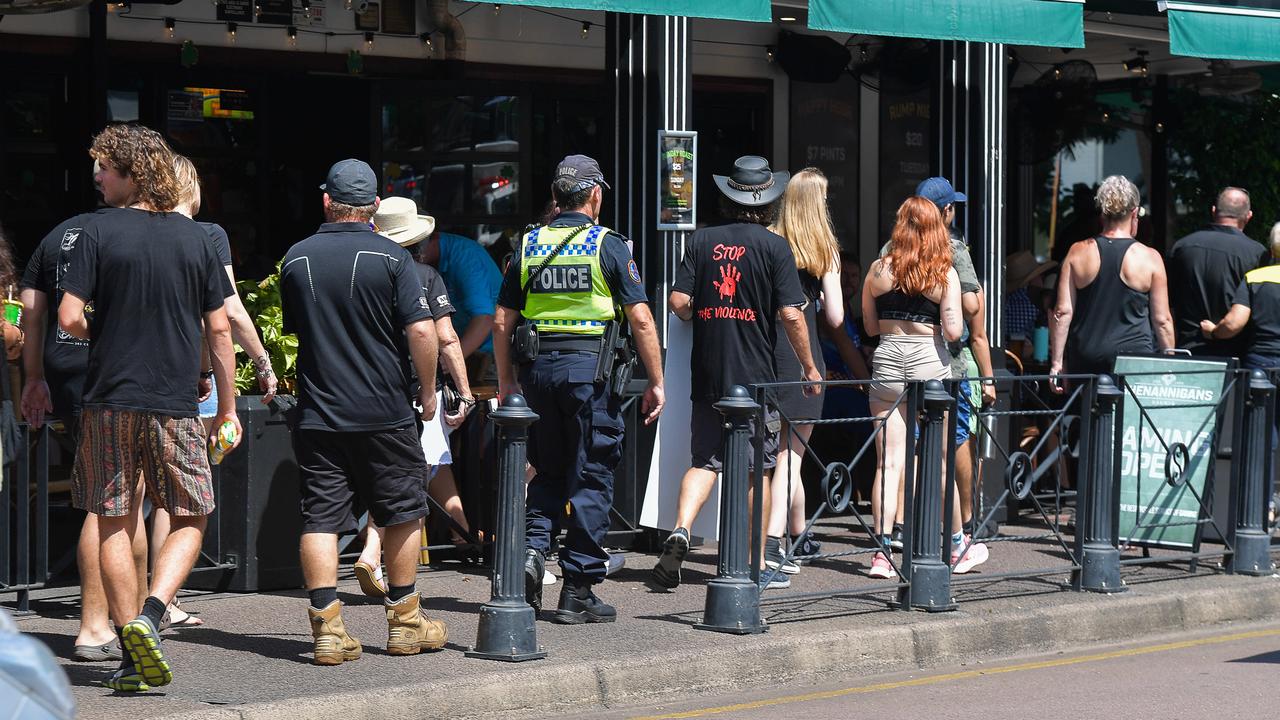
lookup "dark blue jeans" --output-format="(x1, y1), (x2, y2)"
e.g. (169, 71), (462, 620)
(1243, 354), (1280, 449)
(519, 350), (623, 585)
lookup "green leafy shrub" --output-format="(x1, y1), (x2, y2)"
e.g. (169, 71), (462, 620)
(234, 265), (298, 395)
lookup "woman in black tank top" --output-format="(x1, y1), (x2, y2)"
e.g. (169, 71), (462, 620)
(1050, 175), (1174, 381)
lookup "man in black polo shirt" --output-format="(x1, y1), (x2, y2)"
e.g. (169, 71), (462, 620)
(1167, 187), (1266, 358)
(281, 159), (446, 665)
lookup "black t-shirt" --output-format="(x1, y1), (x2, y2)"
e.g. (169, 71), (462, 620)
(1233, 266), (1280, 357)
(672, 222), (806, 402)
(197, 220), (238, 295)
(496, 211), (649, 318)
(61, 208), (226, 417)
(1168, 225), (1268, 357)
(281, 222), (433, 432)
(20, 212), (100, 387)
(416, 261), (456, 320)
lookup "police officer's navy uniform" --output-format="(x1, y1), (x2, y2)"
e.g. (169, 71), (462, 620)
(497, 208), (647, 621)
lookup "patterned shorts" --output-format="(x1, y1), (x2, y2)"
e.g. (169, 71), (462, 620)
(72, 407), (215, 517)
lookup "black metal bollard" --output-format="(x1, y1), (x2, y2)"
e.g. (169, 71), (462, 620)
(467, 395), (547, 662)
(696, 386), (766, 634)
(1079, 375), (1126, 593)
(1229, 370), (1276, 576)
(909, 380), (955, 612)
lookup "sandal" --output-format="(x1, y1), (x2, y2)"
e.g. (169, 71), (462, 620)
(353, 560), (387, 599)
(164, 600), (204, 629)
(73, 640), (123, 662)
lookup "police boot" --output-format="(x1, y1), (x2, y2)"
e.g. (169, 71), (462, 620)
(308, 600), (362, 666)
(553, 579), (617, 625)
(385, 593), (448, 655)
(524, 548), (546, 613)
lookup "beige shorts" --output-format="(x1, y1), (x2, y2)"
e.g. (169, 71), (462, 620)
(869, 333), (950, 404)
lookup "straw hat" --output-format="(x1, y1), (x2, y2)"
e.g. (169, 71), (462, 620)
(1006, 250), (1057, 290)
(373, 196), (436, 247)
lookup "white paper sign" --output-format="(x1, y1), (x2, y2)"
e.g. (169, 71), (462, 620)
(640, 314), (721, 539)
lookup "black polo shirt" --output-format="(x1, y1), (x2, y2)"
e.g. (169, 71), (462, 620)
(1168, 224), (1268, 357)
(281, 222), (432, 432)
(1233, 266), (1280, 358)
(495, 211), (649, 323)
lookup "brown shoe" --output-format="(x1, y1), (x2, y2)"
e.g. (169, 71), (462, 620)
(385, 593), (447, 655)
(308, 600), (362, 666)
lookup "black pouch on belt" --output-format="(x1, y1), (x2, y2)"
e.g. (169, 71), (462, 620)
(513, 322), (539, 363)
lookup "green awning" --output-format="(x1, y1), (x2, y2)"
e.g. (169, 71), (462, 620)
(492, 0), (771, 23)
(1163, 1), (1280, 63)
(808, 0), (1085, 48)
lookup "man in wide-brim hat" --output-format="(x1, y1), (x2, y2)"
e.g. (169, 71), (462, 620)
(651, 155), (822, 593)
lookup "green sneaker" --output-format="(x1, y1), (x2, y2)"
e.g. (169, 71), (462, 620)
(99, 666), (151, 692)
(121, 616), (172, 688)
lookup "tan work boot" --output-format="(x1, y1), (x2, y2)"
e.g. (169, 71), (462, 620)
(308, 600), (362, 666)
(385, 592), (448, 655)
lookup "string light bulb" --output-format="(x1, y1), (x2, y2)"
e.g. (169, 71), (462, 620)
(766, 45), (775, 63)
(364, 31), (375, 49)
(419, 31), (433, 53)
(226, 21), (237, 43)
(493, 3), (500, 15)
(164, 16), (175, 38)
(581, 21), (589, 39)
(287, 25), (298, 47)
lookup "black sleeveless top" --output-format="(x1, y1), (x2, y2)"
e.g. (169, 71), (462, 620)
(877, 287), (941, 324)
(1066, 236), (1153, 374)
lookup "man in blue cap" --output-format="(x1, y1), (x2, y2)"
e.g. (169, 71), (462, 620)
(913, 176), (993, 572)
(282, 158), (448, 664)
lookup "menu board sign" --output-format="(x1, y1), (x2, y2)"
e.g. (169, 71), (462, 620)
(657, 130), (697, 231)
(790, 75), (860, 245)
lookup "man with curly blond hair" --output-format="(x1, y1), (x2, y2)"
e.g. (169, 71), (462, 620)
(57, 123), (240, 692)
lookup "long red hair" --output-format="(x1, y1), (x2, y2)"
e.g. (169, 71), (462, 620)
(886, 196), (951, 296)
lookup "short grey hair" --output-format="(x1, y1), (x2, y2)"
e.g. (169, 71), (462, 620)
(1215, 186), (1251, 220)
(1270, 221), (1280, 260)
(1095, 175), (1141, 221)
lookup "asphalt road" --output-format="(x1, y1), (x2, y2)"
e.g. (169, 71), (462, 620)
(570, 621), (1280, 720)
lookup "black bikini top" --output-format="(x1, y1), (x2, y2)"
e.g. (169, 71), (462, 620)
(876, 287), (941, 324)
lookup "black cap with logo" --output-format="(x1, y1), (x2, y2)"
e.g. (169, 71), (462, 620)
(554, 154), (611, 192)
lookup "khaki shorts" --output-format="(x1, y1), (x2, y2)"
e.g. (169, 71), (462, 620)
(869, 333), (950, 405)
(72, 407), (215, 517)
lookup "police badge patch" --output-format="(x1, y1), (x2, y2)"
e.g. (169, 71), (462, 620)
(627, 259), (642, 284)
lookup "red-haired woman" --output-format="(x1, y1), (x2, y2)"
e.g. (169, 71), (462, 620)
(861, 197), (965, 579)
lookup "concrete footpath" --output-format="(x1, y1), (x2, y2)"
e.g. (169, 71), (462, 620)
(13, 520), (1280, 720)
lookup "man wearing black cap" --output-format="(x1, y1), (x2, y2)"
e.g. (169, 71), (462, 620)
(493, 154), (665, 623)
(281, 158), (448, 664)
(651, 155), (821, 592)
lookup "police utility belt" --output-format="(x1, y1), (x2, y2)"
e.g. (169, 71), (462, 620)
(512, 224), (635, 395)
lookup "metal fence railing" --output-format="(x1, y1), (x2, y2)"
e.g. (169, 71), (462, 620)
(693, 366), (1279, 632)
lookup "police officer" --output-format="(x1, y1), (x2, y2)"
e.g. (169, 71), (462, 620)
(493, 154), (665, 624)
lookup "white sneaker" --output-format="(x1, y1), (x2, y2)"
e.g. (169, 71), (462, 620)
(542, 568), (558, 585)
(951, 538), (990, 574)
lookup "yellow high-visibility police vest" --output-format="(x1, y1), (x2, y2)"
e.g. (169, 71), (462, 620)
(519, 224), (617, 335)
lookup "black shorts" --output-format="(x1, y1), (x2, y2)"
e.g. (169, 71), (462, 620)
(293, 425), (430, 534)
(689, 399), (780, 473)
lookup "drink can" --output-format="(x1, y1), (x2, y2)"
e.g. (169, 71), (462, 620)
(209, 419), (238, 465)
(2, 299), (22, 326)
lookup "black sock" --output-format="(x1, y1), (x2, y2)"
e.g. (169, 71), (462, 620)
(893, 523), (904, 534)
(117, 630), (135, 672)
(141, 596), (167, 629)
(308, 586), (338, 609)
(387, 584), (415, 602)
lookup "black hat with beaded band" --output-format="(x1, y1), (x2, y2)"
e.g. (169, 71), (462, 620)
(712, 155), (789, 207)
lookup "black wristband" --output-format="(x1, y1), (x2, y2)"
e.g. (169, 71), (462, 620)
(201, 369), (215, 380)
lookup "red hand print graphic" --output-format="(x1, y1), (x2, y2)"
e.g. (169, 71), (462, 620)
(714, 263), (741, 302)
